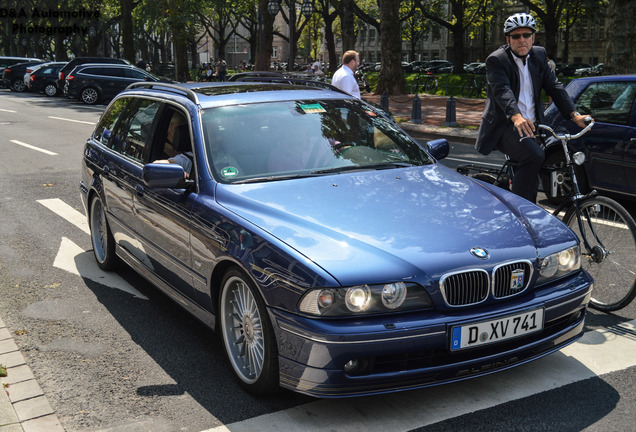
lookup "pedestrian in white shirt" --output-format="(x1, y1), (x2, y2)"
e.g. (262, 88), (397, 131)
(331, 50), (361, 99)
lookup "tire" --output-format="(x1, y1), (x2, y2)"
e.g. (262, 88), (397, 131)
(424, 78), (437, 93)
(562, 196), (636, 312)
(44, 83), (58, 97)
(11, 79), (26, 92)
(81, 87), (100, 105)
(89, 196), (118, 271)
(219, 267), (279, 395)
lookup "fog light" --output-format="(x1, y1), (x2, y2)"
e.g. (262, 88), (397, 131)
(344, 359), (359, 373)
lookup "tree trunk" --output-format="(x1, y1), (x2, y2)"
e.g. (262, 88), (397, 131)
(120, 0), (136, 64)
(340, 0), (356, 51)
(604, 0), (636, 74)
(375, 0), (404, 95)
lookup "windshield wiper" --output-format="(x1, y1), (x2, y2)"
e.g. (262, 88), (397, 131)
(232, 173), (314, 184)
(311, 162), (414, 175)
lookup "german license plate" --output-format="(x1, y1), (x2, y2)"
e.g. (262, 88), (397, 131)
(450, 308), (544, 351)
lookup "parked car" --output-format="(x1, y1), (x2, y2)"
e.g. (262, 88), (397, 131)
(28, 62), (66, 96)
(23, 61), (66, 88)
(463, 62), (484, 73)
(80, 80), (592, 398)
(575, 63), (604, 77)
(558, 63), (591, 76)
(543, 75), (636, 201)
(64, 63), (173, 104)
(409, 60), (431, 73)
(0, 56), (43, 87)
(56, 57), (130, 91)
(426, 60), (453, 73)
(2, 60), (46, 92)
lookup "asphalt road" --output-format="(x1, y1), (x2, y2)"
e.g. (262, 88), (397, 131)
(0, 88), (635, 432)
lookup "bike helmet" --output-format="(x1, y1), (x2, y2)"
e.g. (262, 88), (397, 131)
(504, 13), (537, 34)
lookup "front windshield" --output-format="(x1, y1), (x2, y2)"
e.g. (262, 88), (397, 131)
(201, 99), (434, 183)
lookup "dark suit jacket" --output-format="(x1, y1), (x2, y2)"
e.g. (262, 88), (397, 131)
(475, 45), (575, 155)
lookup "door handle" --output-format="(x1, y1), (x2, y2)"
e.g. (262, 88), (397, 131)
(135, 184), (145, 197)
(102, 165), (110, 176)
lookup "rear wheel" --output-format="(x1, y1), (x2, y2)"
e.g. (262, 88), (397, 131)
(81, 87), (100, 104)
(219, 267), (279, 395)
(563, 196), (636, 312)
(11, 79), (26, 92)
(44, 83), (58, 96)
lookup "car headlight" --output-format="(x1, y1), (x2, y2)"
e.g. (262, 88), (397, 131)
(539, 245), (581, 281)
(298, 282), (432, 316)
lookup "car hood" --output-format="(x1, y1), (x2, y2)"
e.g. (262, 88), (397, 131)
(215, 165), (575, 286)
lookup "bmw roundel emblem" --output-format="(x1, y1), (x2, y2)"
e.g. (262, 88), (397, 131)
(470, 247), (489, 260)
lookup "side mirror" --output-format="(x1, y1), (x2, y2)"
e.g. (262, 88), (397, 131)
(143, 163), (193, 189)
(426, 138), (450, 161)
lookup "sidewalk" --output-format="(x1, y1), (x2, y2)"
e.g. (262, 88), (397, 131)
(0, 318), (64, 432)
(361, 93), (483, 144)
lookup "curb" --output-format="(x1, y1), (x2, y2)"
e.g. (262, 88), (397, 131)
(0, 318), (64, 432)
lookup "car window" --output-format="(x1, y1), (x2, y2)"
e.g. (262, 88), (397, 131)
(201, 99), (434, 182)
(93, 98), (129, 147)
(100, 68), (126, 77)
(125, 69), (148, 79)
(117, 99), (162, 162)
(575, 81), (636, 126)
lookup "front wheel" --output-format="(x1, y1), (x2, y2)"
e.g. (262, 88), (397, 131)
(44, 83), (58, 97)
(562, 196), (636, 312)
(219, 268), (279, 395)
(89, 196), (119, 270)
(11, 79), (26, 92)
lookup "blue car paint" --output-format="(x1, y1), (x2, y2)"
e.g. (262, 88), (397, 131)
(80, 82), (594, 397)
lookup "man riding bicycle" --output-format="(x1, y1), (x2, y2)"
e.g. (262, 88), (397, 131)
(475, 12), (591, 203)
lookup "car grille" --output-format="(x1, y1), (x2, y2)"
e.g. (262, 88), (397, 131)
(440, 261), (533, 307)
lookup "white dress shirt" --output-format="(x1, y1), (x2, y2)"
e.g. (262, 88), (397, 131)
(331, 65), (361, 99)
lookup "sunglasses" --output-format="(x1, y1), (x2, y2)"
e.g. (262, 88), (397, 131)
(509, 33), (534, 40)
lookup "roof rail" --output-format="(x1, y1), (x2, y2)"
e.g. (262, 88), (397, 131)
(233, 76), (349, 95)
(126, 82), (200, 104)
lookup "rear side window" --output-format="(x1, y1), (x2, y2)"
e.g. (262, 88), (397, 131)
(93, 98), (128, 147)
(113, 99), (162, 162)
(575, 81), (636, 126)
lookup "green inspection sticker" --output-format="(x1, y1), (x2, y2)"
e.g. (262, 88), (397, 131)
(299, 103), (326, 113)
(221, 166), (239, 177)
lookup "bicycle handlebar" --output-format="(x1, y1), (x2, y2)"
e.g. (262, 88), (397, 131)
(537, 118), (594, 142)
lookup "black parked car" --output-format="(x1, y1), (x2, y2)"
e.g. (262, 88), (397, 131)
(64, 63), (173, 104)
(0, 56), (43, 88)
(2, 60), (46, 92)
(543, 75), (636, 201)
(28, 62), (66, 96)
(425, 60), (453, 73)
(56, 57), (130, 91)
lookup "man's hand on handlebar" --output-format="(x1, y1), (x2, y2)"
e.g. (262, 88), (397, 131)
(572, 113), (593, 129)
(511, 113), (535, 139)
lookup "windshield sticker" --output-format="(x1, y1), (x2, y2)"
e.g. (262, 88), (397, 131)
(221, 166), (239, 178)
(365, 110), (377, 117)
(299, 103), (326, 114)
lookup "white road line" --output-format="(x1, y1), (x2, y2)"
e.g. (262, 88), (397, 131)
(203, 320), (636, 432)
(48, 116), (95, 125)
(9, 140), (58, 156)
(0, 108), (17, 113)
(38, 198), (89, 235)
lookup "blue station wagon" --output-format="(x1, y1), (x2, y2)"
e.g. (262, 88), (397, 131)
(80, 80), (593, 397)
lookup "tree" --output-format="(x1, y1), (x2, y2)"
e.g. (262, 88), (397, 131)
(376, 0), (405, 94)
(604, 0), (636, 73)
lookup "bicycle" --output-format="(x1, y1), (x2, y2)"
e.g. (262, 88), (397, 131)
(408, 72), (438, 95)
(457, 121), (636, 312)
(462, 72), (486, 98)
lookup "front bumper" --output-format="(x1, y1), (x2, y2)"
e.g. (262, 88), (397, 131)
(271, 271), (592, 397)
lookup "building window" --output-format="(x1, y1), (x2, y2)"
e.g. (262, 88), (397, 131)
(369, 29), (376, 45)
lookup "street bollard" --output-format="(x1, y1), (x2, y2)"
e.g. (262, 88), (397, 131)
(410, 95), (422, 124)
(380, 92), (389, 112)
(442, 95), (458, 127)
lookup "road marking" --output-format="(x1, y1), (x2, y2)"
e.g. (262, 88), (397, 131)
(53, 237), (148, 300)
(0, 108), (17, 113)
(9, 140), (58, 156)
(38, 198), (89, 235)
(203, 320), (636, 432)
(48, 116), (95, 125)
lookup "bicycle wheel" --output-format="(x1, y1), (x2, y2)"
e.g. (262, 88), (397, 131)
(424, 78), (437, 94)
(562, 196), (636, 312)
